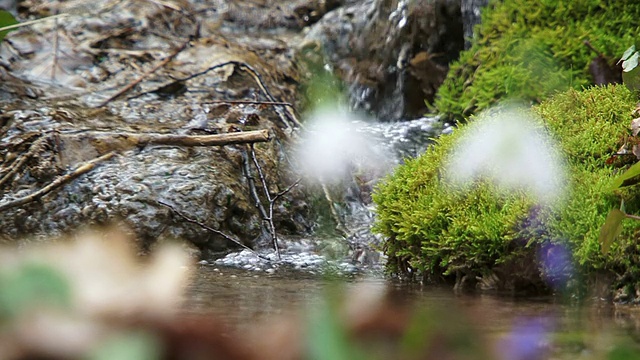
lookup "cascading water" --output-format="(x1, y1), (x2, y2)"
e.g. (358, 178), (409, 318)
(212, 111), (453, 274)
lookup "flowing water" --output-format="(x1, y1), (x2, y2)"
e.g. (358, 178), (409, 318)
(185, 114), (640, 358)
(185, 266), (640, 358)
(180, 116), (640, 358)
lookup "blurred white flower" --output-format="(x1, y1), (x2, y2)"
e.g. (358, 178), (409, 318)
(445, 105), (566, 204)
(292, 107), (392, 184)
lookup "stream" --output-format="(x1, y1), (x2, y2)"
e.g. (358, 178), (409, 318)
(182, 115), (640, 358)
(184, 266), (640, 359)
(3, 1), (640, 357)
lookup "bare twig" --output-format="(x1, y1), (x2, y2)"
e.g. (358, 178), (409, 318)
(0, 135), (49, 190)
(60, 129), (271, 153)
(201, 100), (294, 107)
(235, 62), (303, 130)
(240, 146), (271, 247)
(96, 40), (189, 107)
(583, 40), (604, 57)
(51, 13), (60, 81)
(0, 152), (116, 212)
(626, 213), (640, 221)
(273, 178), (301, 203)
(157, 200), (269, 261)
(247, 144), (301, 259)
(248, 144), (280, 258)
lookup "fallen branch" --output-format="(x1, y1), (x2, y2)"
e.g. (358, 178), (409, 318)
(201, 100), (294, 107)
(321, 182), (349, 238)
(0, 152), (116, 212)
(157, 200), (269, 261)
(0, 135), (49, 190)
(240, 146), (272, 249)
(61, 129), (271, 153)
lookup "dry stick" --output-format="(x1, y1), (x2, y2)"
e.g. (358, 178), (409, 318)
(249, 144), (301, 259)
(157, 200), (269, 261)
(0, 152), (116, 212)
(248, 144), (279, 259)
(62, 129), (271, 148)
(96, 40), (189, 107)
(235, 62), (303, 130)
(626, 213), (640, 221)
(0, 13), (69, 33)
(0, 135), (49, 189)
(240, 146), (272, 255)
(201, 100), (294, 107)
(51, 13), (60, 81)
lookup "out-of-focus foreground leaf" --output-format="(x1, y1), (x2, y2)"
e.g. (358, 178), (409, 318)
(88, 331), (161, 360)
(0, 263), (71, 320)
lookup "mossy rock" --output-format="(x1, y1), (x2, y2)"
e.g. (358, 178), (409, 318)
(433, 0), (640, 122)
(373, 84), (640, 292)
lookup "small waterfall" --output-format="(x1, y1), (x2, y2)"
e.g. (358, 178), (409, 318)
(338, 116), (453, 264)
(211, 115), (452, 273)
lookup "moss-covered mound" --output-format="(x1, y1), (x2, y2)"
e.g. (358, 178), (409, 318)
(434, 0), (640, 122)
(373, 84), (640, 291)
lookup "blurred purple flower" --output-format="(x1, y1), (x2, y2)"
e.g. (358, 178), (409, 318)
(498, 317), (552, 360)
(538, 242), (573, 289)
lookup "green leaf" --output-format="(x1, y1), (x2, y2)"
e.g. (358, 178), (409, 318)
(622, 51), (639, 73)
(621, 45), (636, 62)
(0, 10), (18, 43)
(599, 209), (626, 255)
(610, 161), (640, 190)
(620, 45), (640, 91)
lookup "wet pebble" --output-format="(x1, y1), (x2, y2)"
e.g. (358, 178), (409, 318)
(211, 246), (380, 277)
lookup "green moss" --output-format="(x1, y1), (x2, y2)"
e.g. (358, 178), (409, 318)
(434, 0), (640, 121)
(374, 84), (640, 288)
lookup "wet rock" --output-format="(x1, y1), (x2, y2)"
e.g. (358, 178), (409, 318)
(0, 0), (458, 271)
(218, 0), (345, 30)
(461, 0), (489, 49)
(304, 0), (465, 121)
(0, 0), (311, 254)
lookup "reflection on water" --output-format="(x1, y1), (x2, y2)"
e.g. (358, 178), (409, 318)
(183, 266), (335, 323)
(184, 266), (640, 358)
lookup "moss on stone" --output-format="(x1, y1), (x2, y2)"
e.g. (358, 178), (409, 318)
(373, 84), (640, 290)
(433, 0), (640, 122)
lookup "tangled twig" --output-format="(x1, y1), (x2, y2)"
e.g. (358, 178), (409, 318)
(0, 152), (116, 212)
(158, 200), (270, 261)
